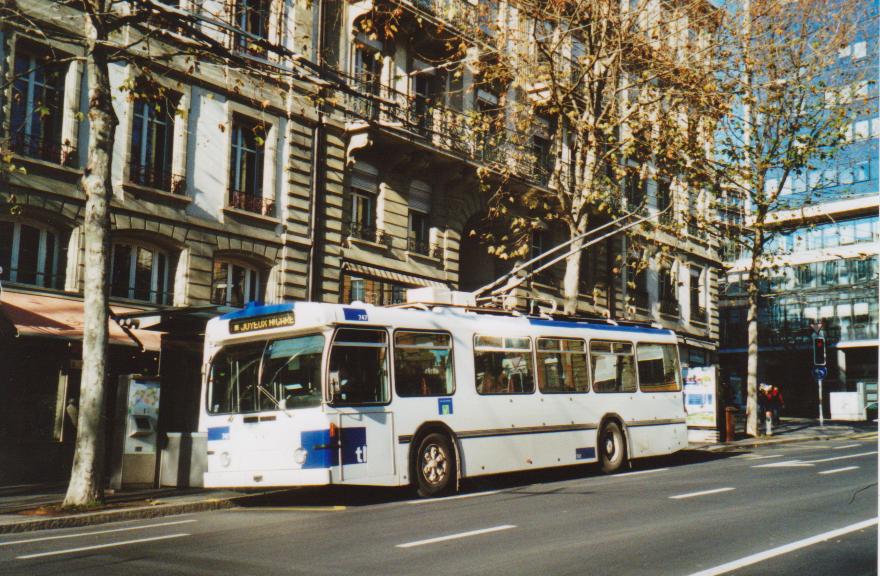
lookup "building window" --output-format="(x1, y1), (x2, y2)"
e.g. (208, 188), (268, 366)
(10, 45), (70, 165)
(659, 263), (679, 316)
(690, 266), (706, 324)
(342, 274), (408, 305)
(228, 116), (273, 215)
(110, 243), (172, 304)
(129, 96), (181, 193)
(233, 0), (270, 56)
(626, 167), (647, 208)
(0, 221), (63, 288)
(347, 162), (379, 242)
(657, 179), (672, 224)
(408, 180), (432, 255)
(211, 260), (263, 307)
(408, 211), (430, 255)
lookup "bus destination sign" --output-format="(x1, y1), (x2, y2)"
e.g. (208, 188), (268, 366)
(229, 311), (295, 334)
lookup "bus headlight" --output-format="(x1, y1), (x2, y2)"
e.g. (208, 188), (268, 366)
(220, 452), (231, 468)
(294, 447), (308, 465)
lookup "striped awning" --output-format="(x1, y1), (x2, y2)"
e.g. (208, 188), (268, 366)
(344, 262), (448, 288)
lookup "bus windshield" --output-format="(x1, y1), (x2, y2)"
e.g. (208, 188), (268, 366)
(207, 334), (325, 414)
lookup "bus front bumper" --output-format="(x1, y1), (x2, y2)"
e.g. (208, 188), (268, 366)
(204, 467), (331, 488)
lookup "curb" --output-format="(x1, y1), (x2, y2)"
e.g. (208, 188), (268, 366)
(696, 431), (877, 453)
(0, 496), (240, 535)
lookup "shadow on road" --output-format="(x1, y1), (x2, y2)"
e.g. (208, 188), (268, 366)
(232, 449), (744, 509)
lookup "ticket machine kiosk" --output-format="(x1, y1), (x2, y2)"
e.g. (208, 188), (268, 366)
(109, 375), (161, 488)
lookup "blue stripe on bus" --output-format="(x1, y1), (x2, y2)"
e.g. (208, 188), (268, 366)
(527, 318), (673, 335)
(301, 429), (338, 468)
(220, 302), (295, 320)
(575, 447), (596, 460)
(300, 427), (368, 469)
(207, 426), (230, 441)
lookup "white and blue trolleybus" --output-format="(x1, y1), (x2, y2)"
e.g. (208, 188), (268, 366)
(199, 288), (687, 497)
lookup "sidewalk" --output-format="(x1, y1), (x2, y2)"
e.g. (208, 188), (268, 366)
(696, 416), (878, 452)
(1, 418), (876, 534)
(0, 484), (261, 534)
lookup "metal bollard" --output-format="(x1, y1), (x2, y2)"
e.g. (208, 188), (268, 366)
(765, 411), (773, 436)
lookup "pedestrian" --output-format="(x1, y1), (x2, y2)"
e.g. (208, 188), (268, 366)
(768, 385), (784, 425)
(758, 383), (772, 435)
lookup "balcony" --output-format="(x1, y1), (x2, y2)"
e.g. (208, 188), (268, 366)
(337, 71), (566, 189)
(228, 189), (275, 216)
(409, 0), (483, 37)
(11, 134), (77, 167)
(129, 162), (185, 194)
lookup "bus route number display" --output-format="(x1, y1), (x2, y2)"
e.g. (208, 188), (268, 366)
(229, 312), (296, 334)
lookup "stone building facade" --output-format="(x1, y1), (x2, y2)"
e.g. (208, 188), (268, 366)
(0, 0), (720, 484)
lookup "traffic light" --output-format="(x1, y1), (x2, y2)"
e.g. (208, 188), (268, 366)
(812, 335), (826, 366)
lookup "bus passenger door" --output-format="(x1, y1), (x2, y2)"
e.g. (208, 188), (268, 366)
(338, 410), (396, 484)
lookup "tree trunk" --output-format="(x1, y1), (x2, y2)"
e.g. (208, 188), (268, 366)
(745, 277), (759, 437)
(64, 25), (118, 508)
(562, 224), (583, 315)
(744, 226), (764, 438)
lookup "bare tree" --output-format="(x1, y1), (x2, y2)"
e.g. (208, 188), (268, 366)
(1, 0), (313, 507)
(710, 0), (862, 436)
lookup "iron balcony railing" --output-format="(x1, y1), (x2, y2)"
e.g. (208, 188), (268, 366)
(336, 71), (567, 188)
(229, 189), (275, 216)
(407, 236), (431, 255)
(660, 298), (681, 317)
(630, 289), (650, 311)
(129, 162), (185, 194)
(345, 222), (391, 247)
(10, 134), (77, 167)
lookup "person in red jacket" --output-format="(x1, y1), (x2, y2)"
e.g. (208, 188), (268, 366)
(767, 385), (784, 425)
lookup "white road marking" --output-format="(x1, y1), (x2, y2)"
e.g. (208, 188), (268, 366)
(669, 487), (735, 500)
(17, 533), (190, 560)
(740, 454), (783, 461)
(616, 468), (669, 477)
(833, 444), (862, 450)
(0, 519), (196, 547)
(396, 525), (516, 548)
(753, 451), (877, 469)
(753, 460), (814, 468)
(406, 490), (502, 505)
(808, 451), (877, 464)
(687, 518), (878, 576)
(819, 466), (860, 475)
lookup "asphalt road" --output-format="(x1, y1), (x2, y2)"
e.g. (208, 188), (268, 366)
(1, 438), (876, 576)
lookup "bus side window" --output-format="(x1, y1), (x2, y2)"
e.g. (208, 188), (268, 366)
(474, 335), (535, 395)
(393, 331), (455, 397)
(590, 341), (636, 393)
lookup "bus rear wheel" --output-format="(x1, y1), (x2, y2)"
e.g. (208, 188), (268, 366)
(415, 432), (455, 497)
(599, 421), (626, 473)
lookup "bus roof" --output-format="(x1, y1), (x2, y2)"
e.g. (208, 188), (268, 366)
(207, 301), (677, 344)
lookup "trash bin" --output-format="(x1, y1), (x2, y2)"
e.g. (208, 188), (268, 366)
(724, 406), (738, 442)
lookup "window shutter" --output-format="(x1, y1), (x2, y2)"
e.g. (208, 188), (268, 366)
(409, 180), (432, 213)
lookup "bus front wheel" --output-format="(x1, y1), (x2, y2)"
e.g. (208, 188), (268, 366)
(599, 421), (626, 473)
(415, 432), (455, 497)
